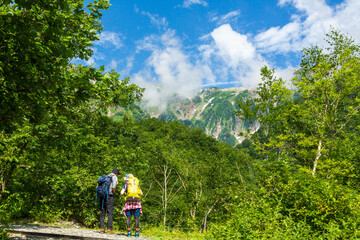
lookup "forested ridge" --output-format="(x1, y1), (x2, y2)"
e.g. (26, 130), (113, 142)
(1, 1), (360, 239)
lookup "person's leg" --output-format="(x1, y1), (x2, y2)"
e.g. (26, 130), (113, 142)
(126, 210), (133, 236)
(107, 196), (114, 231)
(134, 216), (140, 229)
(127, 215), (132, 229)
(99, 198), (106, 231)
(134, 208), (140, 237)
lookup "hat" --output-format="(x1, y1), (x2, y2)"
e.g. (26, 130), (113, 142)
(124, 173), (134, 181)
(112, 168), (120, 174)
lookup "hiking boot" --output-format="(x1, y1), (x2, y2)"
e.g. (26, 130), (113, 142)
(135, 231), (140, 237)
(107, 229), (115, 234)
(99, 228), (105, 233)
(127, 231), (132, 237)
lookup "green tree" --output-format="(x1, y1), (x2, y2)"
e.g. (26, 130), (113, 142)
(293, 30), (360, 176)
(237, 30), (360, 179)
(0, 0), (143, 132)
(236, 66), (294, 160)
(0, 0), (143, 202)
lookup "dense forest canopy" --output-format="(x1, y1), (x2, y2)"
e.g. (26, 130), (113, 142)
(1, 1), (360, 239)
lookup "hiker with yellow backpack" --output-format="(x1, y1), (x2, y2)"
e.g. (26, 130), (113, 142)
(121, 174), (143, 238)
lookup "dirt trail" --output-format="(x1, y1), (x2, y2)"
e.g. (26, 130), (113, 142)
(7, 224), (149, 240)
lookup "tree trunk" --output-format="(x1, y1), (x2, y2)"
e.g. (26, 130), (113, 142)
(0, 162), (17, 200)
(163, 165), (168, 232)
(200, 198), (219, 233)
(202, 212), (208, 233)
(189, 184), (202, 219)
(235, 161), (246, 192)
(153, 162), (183, 232)
(1, 165), (4, 200)
(312, 139), (322, 176)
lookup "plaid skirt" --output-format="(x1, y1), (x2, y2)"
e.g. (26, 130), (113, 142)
(122, 200), (143, 217)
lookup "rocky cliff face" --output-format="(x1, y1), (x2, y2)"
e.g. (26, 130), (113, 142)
(144, 87), (256, 146)
(111, 87), (256, 146)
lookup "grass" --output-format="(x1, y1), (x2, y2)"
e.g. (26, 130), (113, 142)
(141, 226), (209, 240)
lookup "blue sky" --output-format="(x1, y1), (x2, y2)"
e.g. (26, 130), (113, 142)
(81, 0), (360, 109)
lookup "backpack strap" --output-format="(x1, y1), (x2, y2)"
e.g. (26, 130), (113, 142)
(105, 177), (109, 204)
(95, 177), (102, 207)
(108, 174), (114, 191)
(106, 174), (114, 202)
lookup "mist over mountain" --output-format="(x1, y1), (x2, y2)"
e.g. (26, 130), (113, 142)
(110, 87), (257, 146)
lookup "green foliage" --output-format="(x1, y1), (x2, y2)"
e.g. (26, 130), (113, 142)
(209, 166), (360, 239)
(0, 225), (9, 240)
(158, 110), (178, 122)
(111, 104), (150, 122)
(122, 118), (257, 231)
(236, 30), (360, 179)
(233, 89), (252, 104)
(218, 129), (237, 146)
(233, 29), (360, 239)
(192, 120), (207, 132)
(235, 139), (263, 159)
(0, 202), (9, 239)
(1, 0), (105, 131)
(192, 95), (202, 104)
(142, 225), (207, 239)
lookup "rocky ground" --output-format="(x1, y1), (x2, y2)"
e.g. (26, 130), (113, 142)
(6, 224), (149, 240)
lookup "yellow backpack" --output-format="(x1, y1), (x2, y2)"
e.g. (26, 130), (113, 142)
(126, 177), (141, 201)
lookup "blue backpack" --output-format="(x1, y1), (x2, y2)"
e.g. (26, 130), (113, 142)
(95, 175), (112, 210)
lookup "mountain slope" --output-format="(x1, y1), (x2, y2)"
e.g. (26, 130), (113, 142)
(111, 87), (255, 146)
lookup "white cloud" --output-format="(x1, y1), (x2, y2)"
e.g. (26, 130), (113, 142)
(331, 0), (360, 41)
(198, 24), (269, 87)
(134, 4), (139, 13)
(211, 24), (256, 66)
(210, 10), (241, 25)
(120, 56), (135, 77)
(96, 31), (123, 49)
(278, 0), (331, 16)
(182, 0), (208, 8)
(255, 21), (302, 53)
(108, 59), (118, 70)
(255, 0), (360, 54)
(133, 24), (270, 91)
(142, 11), (168, 30)
(275, 66), (297, 88)
(133, 30), (212, 110)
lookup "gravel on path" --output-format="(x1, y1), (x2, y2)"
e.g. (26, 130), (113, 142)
(6, 224), (149, 240)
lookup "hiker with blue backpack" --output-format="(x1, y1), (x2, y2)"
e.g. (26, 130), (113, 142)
(121, 174), (143, 238)
(95, 168), (120, 234)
